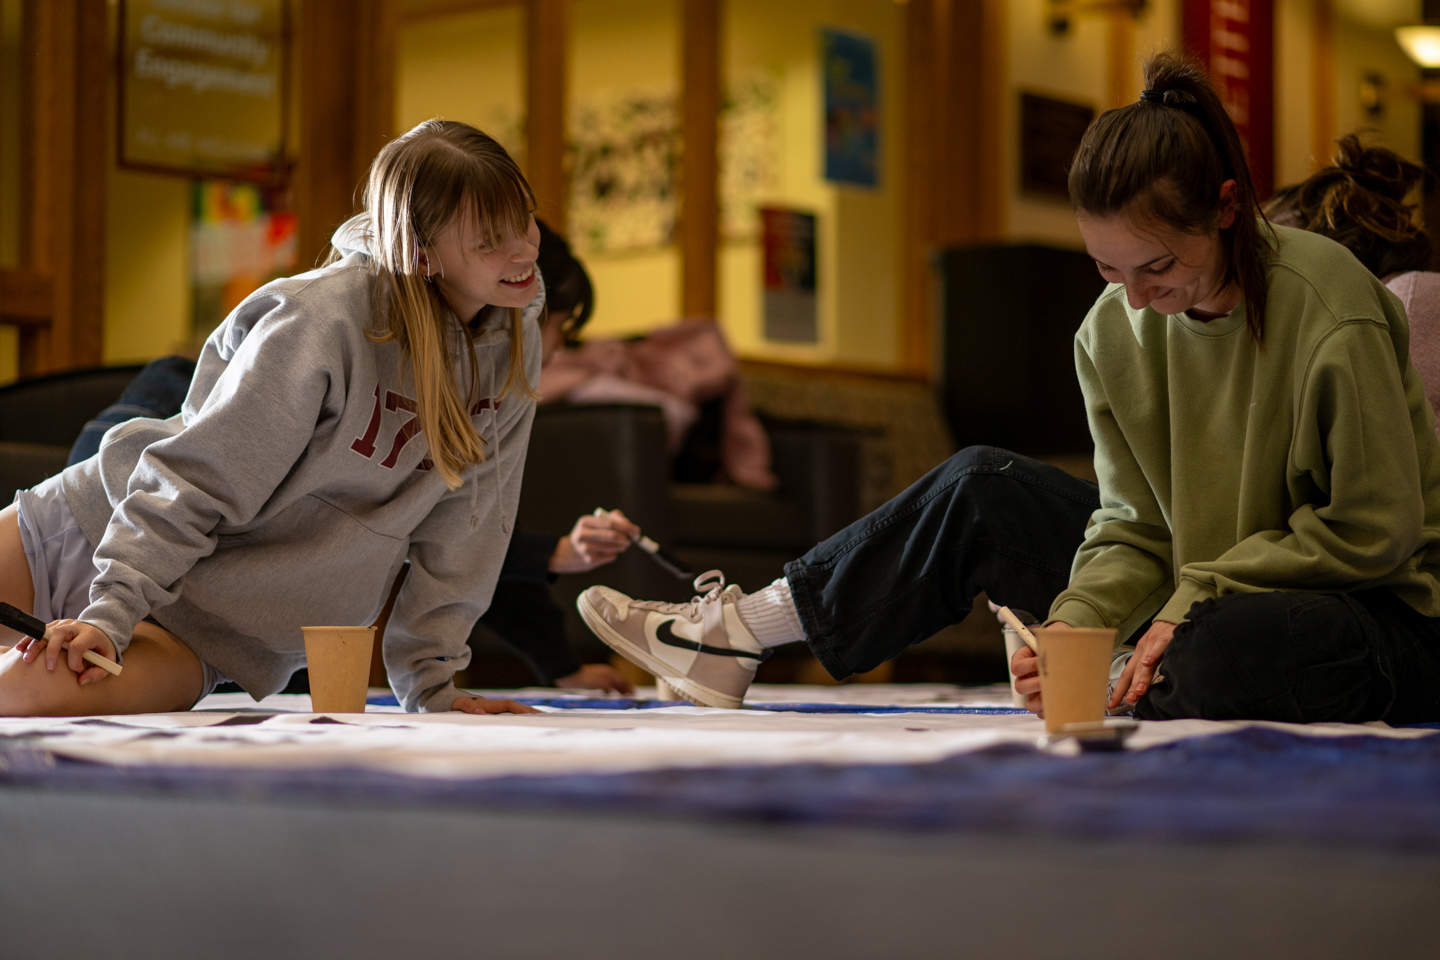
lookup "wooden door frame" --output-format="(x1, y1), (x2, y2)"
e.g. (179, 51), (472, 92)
(2, 0), (108, 378)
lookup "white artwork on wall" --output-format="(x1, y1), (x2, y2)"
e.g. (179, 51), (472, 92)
(566, 71), (780, 255)
(568, 89), (678, 253)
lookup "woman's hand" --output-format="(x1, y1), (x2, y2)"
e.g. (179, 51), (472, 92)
(1011, 621), (1071, 717)
(554, 663), (634, 695)
(451, 696), (539, 715)
(549, 510), (642, 574)
(15, 620), (117, 686)
(1107, 620), (1176, 709)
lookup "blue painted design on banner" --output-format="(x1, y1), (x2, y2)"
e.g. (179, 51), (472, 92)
(4, 728), (1439, 852)
(364, 692), (1029, 716)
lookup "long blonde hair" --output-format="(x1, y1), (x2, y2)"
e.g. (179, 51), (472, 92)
(332, 120), (538, 488)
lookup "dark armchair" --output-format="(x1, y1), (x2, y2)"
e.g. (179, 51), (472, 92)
(0, 365), (146, 504)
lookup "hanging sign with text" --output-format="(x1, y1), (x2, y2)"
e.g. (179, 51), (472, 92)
(1182, 0), (1274, 198)
(119, 0), (288, 181)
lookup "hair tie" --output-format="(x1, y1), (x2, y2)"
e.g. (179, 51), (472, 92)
(1140, 88), (1199, 109)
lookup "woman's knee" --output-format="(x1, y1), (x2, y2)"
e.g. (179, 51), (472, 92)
(0, 627), (203, 716)
(0, 645), (94, 716)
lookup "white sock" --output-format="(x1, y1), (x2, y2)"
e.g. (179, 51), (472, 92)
(736, 578), (806, 648)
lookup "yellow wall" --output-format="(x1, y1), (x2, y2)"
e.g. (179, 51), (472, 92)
(0, 150), (191, 387)
(1275, 0), (1319, 187)
(397, 4), (525, 157)
(1276, 0), (1422, 189)
(104, 169), (192, 365)
(570, 0), (683, 340)
(1332, 0), (1421, 164)
(720, 0), (902, 368)
(396, 0), (903, 369)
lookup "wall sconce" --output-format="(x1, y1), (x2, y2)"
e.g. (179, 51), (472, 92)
(1048, 0), (1148, 36)
(1359, 72), (1386, 118)
(1397, 25), (1440, 68)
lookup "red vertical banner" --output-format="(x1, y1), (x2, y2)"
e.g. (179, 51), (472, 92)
(1183, 0), (1274, 199)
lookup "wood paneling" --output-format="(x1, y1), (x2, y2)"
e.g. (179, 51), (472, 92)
(14, 0), (107, 376)
(899, 0), (1005, 378)
(296, 0), (399, 270)
(0, 270), (56, 324)
(526, 0), (569, 231)
(400, 0), (518, 23)
(680, 0), (720, 319)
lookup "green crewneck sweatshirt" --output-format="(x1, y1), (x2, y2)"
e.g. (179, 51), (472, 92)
(1047, 225), (1440, 641)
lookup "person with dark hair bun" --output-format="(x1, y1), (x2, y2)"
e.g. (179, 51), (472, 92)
(1265, 134), (1432, 279)
(535, 218), (595, 357)
(577, 51), (1440, 727)
(1266, 136), (1440, 441)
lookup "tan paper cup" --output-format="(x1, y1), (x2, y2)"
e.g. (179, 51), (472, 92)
(302, 626), (376, 713)
(1032, 627), (1115, 734)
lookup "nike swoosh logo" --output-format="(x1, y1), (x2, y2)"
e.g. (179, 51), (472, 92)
(655, 619), (768, 661)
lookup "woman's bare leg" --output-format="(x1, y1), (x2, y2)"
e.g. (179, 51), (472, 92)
(0, 622), (204, 715)
(0, 504), (204, 715)
(0, 503), (36, 648)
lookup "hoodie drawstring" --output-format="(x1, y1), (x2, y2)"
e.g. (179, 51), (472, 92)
(472, 349), (508, 534)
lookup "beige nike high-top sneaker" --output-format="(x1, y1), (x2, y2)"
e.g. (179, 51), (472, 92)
(577, 570), (768, 708)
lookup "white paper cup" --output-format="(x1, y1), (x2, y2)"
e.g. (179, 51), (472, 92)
(302, 626), (375, 713)
(1002, 626), (1029, 708)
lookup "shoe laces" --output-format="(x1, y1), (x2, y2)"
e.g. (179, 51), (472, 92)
(642, 569), (730, 619)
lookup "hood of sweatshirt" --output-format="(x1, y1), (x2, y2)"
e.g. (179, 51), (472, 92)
(331, 214), (373, 261)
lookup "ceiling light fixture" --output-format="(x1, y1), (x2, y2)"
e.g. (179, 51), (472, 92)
(1396, 25), (1440, 68)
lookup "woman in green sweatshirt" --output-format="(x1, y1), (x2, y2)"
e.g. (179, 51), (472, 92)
(1047, 51), (1440, 717)
(578, 52), (1440, 724)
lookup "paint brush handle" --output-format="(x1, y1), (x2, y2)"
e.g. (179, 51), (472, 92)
(0, 602), (124, 676)
(996, 605), (1039, 653)
(592, 509), (693, 578)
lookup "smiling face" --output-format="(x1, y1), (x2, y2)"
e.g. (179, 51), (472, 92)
(1077, 179), (1242, 319)
(421, 209), (541, 324)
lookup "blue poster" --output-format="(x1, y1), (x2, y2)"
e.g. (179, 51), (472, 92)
(822, 28), (878, 187)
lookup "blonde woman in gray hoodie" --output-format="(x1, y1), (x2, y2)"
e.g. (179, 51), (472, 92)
(0, 120), (546, 716)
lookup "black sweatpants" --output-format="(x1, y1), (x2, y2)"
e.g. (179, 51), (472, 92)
(784, 446), (1440, 724)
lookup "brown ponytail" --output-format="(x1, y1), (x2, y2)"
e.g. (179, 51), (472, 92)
(1264, 134), (1432, 279)
(332, 120), (540, 489)
(1068, 51), (1275, 342)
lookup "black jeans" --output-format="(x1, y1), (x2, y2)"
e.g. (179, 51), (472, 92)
(784, 446), (1440, 724)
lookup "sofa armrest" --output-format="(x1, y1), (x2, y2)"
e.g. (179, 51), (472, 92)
(0, 365), (146, 445)
(765, 420), (868, 544)
(0, 443), (70, 506)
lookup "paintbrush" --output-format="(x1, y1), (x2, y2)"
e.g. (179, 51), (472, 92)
(0, 602), (123, 676)
(996, 605), (1039, 652)
(592, 508), (693, 579)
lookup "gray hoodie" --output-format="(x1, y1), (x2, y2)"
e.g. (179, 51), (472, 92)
(59, 219), (542, 712)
